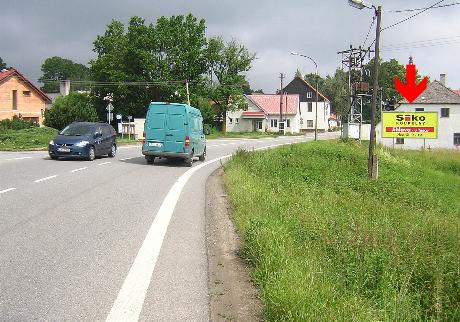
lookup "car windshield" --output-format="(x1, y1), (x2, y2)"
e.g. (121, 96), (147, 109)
(60, 124), (95, 136)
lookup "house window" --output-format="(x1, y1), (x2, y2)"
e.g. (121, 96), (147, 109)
(454, 133), (460, 146)
(307, 92), (312, 99)
(396, 138), (405, 144)
(257, 121), (263, 130)
(12, 90), (17, 110)
(441, 108), (450, 118)
(235, 118), (239, 124)
(415, 108), (424, 111)
(307, 120), (314, 127)
(23, 90), (31, 97)
(270, 119), (278, 128)
(228, 117), (233, 124)
(307, 102), (313, 112)
(286, 119), (290, 127)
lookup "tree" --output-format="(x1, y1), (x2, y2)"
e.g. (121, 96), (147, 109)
(322, 68), (350, 123)
(0, 57), (6, 70)
(44, 92), (98, 130)
(39, 56), (90, 93)
(90, 15), (209, 119)
(206, 37), (255, 130)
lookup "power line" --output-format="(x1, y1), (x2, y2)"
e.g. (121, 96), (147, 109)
(386, 2), (460, 13)
(380, 35), (460, 51)
(363, 16), (376, 47)
(382, 0), (446, 31)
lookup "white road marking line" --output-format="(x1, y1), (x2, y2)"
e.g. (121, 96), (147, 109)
(71, 167), (88, 173)
(98, 161), (112, 166)
(34, 175), (57, 183)
(0, 188), (16, 194)
(106, 139), (305, 321)
(119, 157), (135, 161)
(2, 156), (33, 161)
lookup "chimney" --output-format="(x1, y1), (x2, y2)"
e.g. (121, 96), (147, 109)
(440, 74), (446, 86)
(60, 80), (70, 96)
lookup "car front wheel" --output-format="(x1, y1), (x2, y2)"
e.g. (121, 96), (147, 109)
(108, 144), (117, 157)
(87, 146), (95, 161)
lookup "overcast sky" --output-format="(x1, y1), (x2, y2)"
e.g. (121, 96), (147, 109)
(2, 0), (460, 93)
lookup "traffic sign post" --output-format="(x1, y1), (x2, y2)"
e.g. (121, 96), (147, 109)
(127, 115), (133, 141)
(106, 103), (114, 124)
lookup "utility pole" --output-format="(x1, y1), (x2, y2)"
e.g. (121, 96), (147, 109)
(185, 80), (191, 106)
(368, 6), (382, 180)
(279, 73), (284, 133)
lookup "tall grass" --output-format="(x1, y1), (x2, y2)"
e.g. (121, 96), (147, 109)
(0, 127), (57, 151)
(224, 141), (460, 321)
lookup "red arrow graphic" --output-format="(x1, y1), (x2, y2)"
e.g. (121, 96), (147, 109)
(394, 64), (428, 103)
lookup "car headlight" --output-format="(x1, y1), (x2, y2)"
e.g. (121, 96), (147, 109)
(75, 140), (89, 147)
(49, 140), (54, 145)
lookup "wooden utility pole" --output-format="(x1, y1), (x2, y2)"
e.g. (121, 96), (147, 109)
(368, 6), (382, 180)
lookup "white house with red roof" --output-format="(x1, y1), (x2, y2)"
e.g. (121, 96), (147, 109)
(226, 94), (301, 133)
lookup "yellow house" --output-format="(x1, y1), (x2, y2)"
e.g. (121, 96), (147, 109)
(0, 69), (51, 125)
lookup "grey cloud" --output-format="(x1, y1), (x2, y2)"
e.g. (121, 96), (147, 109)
(1, 0), (459, 92)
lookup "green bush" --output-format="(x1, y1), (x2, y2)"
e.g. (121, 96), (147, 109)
(44, 92), (98, 130)
(0, 115), (38, 132)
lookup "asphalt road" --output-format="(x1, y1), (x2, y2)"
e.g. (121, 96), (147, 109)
(0, 132), (337, 321)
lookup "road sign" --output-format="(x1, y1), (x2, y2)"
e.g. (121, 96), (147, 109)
(127, 115), (133, 121)
(116, 114), (122, 120)
(382, 112), (438, 139)
(106, 103), (114, 112)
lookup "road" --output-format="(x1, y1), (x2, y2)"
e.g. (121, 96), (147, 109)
(0, 133), (336, 321)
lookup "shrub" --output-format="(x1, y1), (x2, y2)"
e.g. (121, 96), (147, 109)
(44, 92), (98, 130)
(0, 115), (38, 133)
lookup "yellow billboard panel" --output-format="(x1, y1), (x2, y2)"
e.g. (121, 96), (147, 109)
(382, 112), (438, 139)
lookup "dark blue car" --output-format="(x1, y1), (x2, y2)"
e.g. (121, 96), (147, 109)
(48, 122), (117, 161)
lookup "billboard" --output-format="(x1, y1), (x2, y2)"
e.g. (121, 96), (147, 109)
(382, 112), (438, 139)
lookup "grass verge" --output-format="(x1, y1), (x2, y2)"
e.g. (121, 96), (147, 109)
(224, 140), (460, 321)
(0, 127), (58, 151)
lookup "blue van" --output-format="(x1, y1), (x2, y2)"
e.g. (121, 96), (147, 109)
(142, 102), (206, 167)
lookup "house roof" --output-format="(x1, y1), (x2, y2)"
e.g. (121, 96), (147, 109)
(0, 68), (51, 103)
(284, 76), (330, 102)
(400, 80), (460, 104)
(246, 94), (299, 115)
(453, 89), (460, 96)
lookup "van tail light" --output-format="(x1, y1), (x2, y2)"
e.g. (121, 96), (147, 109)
(142, 131), (145, 144)
(185, 136), (190, 147)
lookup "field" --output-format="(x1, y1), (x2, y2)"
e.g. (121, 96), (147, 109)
(224, 140), (460, 321)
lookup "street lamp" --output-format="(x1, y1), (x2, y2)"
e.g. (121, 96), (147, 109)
(349, 0), (381, 180)
(291, 51), (319, 141)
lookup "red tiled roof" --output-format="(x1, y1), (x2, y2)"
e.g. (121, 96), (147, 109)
(0, 69), (16, 82)
(0, 68), (51, 102)
(454, 89), (460, 96)
(246, 94), (299, 115)
(242, 111), (265, 116)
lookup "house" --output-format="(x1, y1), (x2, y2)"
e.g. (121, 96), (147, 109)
(226, 94), (301, 133)
(376, 77), (460, 150)
(283, 76), (331, 132)
(0, 68), (51, 125)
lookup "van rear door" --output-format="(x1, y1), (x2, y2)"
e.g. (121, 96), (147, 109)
(145, 105), (167, 150)
(164, 105), (186, 153)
